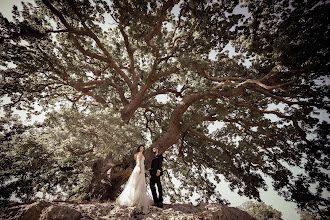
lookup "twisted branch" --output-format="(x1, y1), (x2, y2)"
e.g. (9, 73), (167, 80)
(42, 0), (134, 91)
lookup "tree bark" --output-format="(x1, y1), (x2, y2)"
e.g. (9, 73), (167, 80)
(120, 90), (146, 123)
(84, 154), (135, 201)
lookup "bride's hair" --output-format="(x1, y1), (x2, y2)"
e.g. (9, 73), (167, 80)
(134, 145), (144, 160)
(136, 145), (144, 152)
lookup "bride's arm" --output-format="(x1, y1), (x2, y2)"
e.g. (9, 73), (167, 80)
(137, 152), (142, 174)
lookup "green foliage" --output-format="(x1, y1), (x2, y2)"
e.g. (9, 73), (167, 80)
(0, 107), (143, 203)
(297, 209), (323, 220)
(239, 201), (282, 220)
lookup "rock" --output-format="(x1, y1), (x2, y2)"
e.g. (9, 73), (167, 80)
(40, 205), (83, 220)
(0, 200), (254, 220)
(0, 200), (51, 220)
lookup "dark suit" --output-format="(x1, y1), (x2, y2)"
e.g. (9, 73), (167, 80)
(149, 154), (163, 204)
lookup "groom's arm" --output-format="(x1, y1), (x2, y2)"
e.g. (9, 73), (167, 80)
(159, 154), (163, 170)
(157, 154), (163, 175)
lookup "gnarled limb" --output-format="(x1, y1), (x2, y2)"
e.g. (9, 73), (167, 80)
(144, 0), (175, 84)
(144, 0), (174, 44)
(119, 26), (138, 88)
(194, 64), (247, 83)
(68, 34), (108, 62)
(186, 127), (232, 156)
(178, 132), (189, 166)
(195, 64), (294, 92)
(151, 68), (180, 84)
(42, 0), (134, 92)
(144, 88), (183, 102)
(144, 86), (247, 165)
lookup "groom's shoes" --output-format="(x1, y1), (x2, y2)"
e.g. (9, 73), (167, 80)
(152, 202), (163, 208)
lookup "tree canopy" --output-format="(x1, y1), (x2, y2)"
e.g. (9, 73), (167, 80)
(0, 0), (329, 217)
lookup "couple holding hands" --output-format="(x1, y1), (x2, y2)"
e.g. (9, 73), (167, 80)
(116, 145), (164, 208)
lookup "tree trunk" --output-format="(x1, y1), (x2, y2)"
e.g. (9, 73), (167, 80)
(84, 123), (182, 201)
(120, 91), (146, 123)
(84, 154), (135, 201)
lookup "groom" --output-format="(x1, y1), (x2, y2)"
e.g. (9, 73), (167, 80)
(147, 147), (163, 208)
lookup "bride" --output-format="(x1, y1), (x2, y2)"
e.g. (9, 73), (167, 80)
(116, 145), (153, 206)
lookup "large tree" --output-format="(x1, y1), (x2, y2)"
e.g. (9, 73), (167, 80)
(0, 0), (329, 216)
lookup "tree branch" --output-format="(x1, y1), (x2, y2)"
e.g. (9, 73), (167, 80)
(71, 82), (108, 107)
(63, 93), (83, 109)
(157, 20), (199, 65)
(194, 64), (247, 82)
(144, 109), (155, 135)
(71, 80), (128, 106)
(151, 68), (180, 84)
(178, 133), (189, 166)
(229, 102), (314, 147)
(195, 63), (295, 93)
(68, 34), (108, 62)
(249, 87), (330, 111)
(144, 87), (187, 102)
(43, 0), (134, 92)
(147, 86), (247, 159)
(119, 26), (137, 85)
(72, 80), (105, 88)
(194, 64), (294, 92)
(144, 0), (174, 44)
(42, 0), (86, 35)
(144, 0), (175, 85)
(186, 127), (233, 157)
(235, 79), (294, 91)
(187, 127), (273, 176)
(108, 82), (129, 105)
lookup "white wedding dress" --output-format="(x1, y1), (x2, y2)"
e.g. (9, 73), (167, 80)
(116, 153), (153, 206)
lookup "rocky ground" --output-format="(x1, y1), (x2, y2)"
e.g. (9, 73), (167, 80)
(0, 200), (254, 220)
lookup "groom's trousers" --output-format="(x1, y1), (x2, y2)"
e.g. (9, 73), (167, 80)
(150, 175), (163, 204)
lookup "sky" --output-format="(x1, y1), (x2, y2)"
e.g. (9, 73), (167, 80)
(1, 1), (328, 219)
